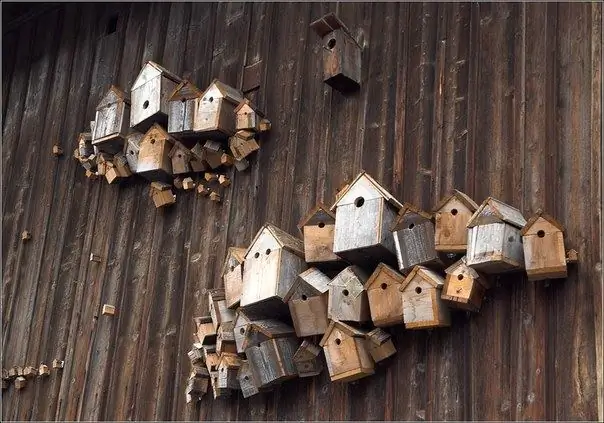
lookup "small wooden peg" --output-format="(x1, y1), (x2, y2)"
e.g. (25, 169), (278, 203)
(209, 191), (221, 203)
(197, 184), (211, 196)
(220, 153), (234, 167)
(204, 172), (218, 182)
(38, 364), (50, 376)
(52, 359), (64, 369)
(102, 304), (116, 316)
(566, 249), (578, 263)
(183, 177), (196, 191)
(259, 118), (272, 132)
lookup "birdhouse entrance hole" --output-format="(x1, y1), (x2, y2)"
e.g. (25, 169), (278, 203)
(335, 338), (341, 345)
(244, 375), (249, 381)
(537, 230), (545, 238)
(381, 283), (388, 290)
(451, 208), (458, 216)
(318, 222), (325, 228)
(265, 249), (271, 255)
(457, 274), (464, 280)
(342, 289), (349, 296)
(354, 197), (364, 207)
(327, 38), (336, 49)
(415, 287), (422, 294)
(301, 294), (308, 301)
(408, 223), (415, 230)
(143, 100), (149, 109)
(254, 252), (260, 258)
(240, 328), (245, 334)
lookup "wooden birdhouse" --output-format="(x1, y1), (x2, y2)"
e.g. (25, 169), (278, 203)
(331, 171), (402, 267)
(433, 190), (479, 253)
(130, 61), (182, 132)
(208, 288), (236, 331)
(15, 376), (27, 390)
(194, 316), (216, 345)
(298, 203), (345, 267)
(77, 132), (94, 158)
(310, 13), (362, 93)
(228, 130), (260, 161)
(234, 99), (270, 132)
(210, 371), (231, 399)
(52, 359), (64, 369)
(246, 337), (298, 388)
(293, 340), (323, 378)
(240, 223), (307, 313)
(23, 366), (37, 378)
(442, 256), (489, 312)
(187, 346), (204, 365)
(319, 321), (374, 382)
(149, 182), (176, 208)
(92, 85), (130, 154)
(137, 124), (175, 182)
(283, 267), (330, 337)
(123, 132), (142, 173)
(167, 79), (203, 137)
(399, 265), (451, 329)
(204, 348), (220, 373)
(38, 364), (50, 376)
(221, 247), (246, 309)
(241, 320), (296, 353)
(216, 322), (237, 355)
(364, 328), (396, 363)
(365, 262), (406, 327)
(167, 141), (194, 175)
(217, 354), (242, 390)
(328, 265), (371, 323)
(391, 203), (441, 274)
(105, 153), (132, 184)
(521, 209), (569, 280)
(189, 142), (209, 172)
(186, 372), (209, 397)
(194, 79), (245, 138)
(238, 360), (261, 398)
(466, 197), (527, 273)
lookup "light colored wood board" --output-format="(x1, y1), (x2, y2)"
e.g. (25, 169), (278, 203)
(434, 197), (474, 251)
(467, 223), (524, 272)
(323, 333), (374, 382)
(303, 224), (342, 263)
(223, 264), (243, 309)
(333, 199), (382, 253)
(288, 294), (329, 337)
(366, 280), (405, 327)
(523, 231), (567, 280)
(240, 237), (281, 306)
(246, 337), (298, 388)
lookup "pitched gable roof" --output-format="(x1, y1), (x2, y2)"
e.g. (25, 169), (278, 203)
(364, 262), (405, 289)
(200, 79), (245, 105)
(297, 203), (336, 230)
(520, 208), (565, 236)
(168, 79), (203, 101)
(132, 61), (182, 90)
(433, 189), (479, 213)
(245, 223), (305, 259)
(283, 267), (330, 302)
(220, 247), (247, 277)
(143, 122), (176, 143)
(330, 171), (403, 211)
(366, 328), (392, 345)
(467, 197), (526, 229)
(400, 265), (445, 292)
(246, 319), (295, 339)
(293, 340), (321, 362)
(96, 85), (130, 110)
(310, 12), (360, 47)
(168, 141), (193, 159)
(390, 203), (433, 231)
(319, 320), (367, 347)
(328, 265), (368, 299)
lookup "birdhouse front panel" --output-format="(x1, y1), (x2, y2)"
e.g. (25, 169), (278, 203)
(401, 270), (450, 329)
(168, 98), (197, 135)
(303, 224), (342, 264)
(136, 126), (174, 181)
(246, 337), (298, 388)
(434, 198), (475, 252)
(224, 263), (244, 310)
(195, 97), (236, 138)
(131, 77), (163, 131)
(441, 270), (486, 312)
(522, 218), (567, 280)
(467, 223), (525, 273)
(92, 100), (130, 154)
(321, 29), (361, 93)
(392, 215), (439, 274)
(322, 328), (374, 382)
(365, 263), (405, 327)
(288, 293), (329, 337)
(328, 266), (371, 323)
(235, 103), (259, 131)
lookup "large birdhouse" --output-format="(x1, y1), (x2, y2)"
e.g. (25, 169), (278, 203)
(194, 79), (245, 138)
(319, 321), (374, 383)
(167, 79), (203, 137)
(130, 61), (182, 132)
(441, 256), (489, 312)
(521, 209), (569, 280)
(331, 171), (402, 267)
(298, 203), (345, 268)
(433, 190), (479, 253)
(136, 124), (175, 182)
(364, 262), (406, 327)
(283, 267), (330, 337)
(328, 265), (371, 323)
(221, 247), (246, 309)
(246, 337), (299, 388)
(92, 85), (130, 154)
(240, 223), (307, 314)
(399, 266), (450, 329)
(391, 203), (440, 274)
(310, 13), (362, 93)
(466, 197), (527, 273)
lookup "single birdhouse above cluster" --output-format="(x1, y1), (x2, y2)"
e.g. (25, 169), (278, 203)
(92, 85), (130, 154)
(433, 190), (479, 253)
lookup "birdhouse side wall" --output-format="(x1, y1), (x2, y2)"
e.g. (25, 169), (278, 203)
(168, 99), (196, 134)
(303, 224), (341, 263)
(467, 223), (524, 273)
(289, 293), (329, 337)
(276, 251), (307, 300)
(523, 230), (567, 280)
(393, 221), (438, 273)
(435, 199), (474, 252)
(224, 264), (244, 309)
(367, 273), (405, 327)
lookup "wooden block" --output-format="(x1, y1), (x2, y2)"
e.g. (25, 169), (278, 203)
(52, 144), (64, 156)
(38, 364), (50, 376)
(21, 230), (31, 241)
(15, 376), (26, 390)
(188, 347), (204, 365)
(566, 249), (579, 263)
(209, 191), (221, 203)
(182, 177), (196, 190)
(102, 304), (116, 316)
(89, 253), (102, 263)
(173, 177), (183, 190)
(220, 153), (234, 166)
(196, 184), (211, 196)
(258, 118), (271, 132)
(216, 322), (237, 356)
(365, 328), (396, 363)
(218, 174), (231, 187)
(52, 359), (64, 369)
(204, 172), (218, 182)
(23, 366), (37, 379)
(2, 379), (7, 390)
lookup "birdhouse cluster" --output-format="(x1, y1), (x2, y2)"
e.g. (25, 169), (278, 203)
(185, 170), (578, 402)
(72, 61), (271, 208)
(2, 359), (63, 392)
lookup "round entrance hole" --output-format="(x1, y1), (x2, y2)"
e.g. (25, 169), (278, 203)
(177, 153), (182, 158)
(457, 274), (464, 280)
(508, 236), (515, 242)
(209, 96), (214, 102)
(230, 265), (235, 272)
(240, 328), (245, 335)
(254, 252), (260, 259)
(150, 139), (155, 144)
(143, 100), (149, 109)
(335, 338), (341, 345)
(415, 286), (422, 294)
(318, 222), (325, 228)
(381, 283), (388, 290)
(129, 150), (134, 155)
(354, 197), (365, 207)
(265, 248), (271, 255)
(451, 208), (458, 216)
(342, 289), (349, 297)
(244, 375), (249, 381)
(408, 223), (415, 230)
(327, 38), (336, 49)
(537, 230), (545, 238)
(301, 294), (308, 301)
(181, 98), (186, 103)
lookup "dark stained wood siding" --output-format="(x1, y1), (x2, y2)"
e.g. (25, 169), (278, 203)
(2, 2), (601, 420)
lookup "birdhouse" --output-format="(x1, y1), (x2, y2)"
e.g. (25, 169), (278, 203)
(241, 320), (296, 353)
(168, 141), (194, 175)
(399, 265), (451, 329)
(101, 304), (116, 316)
(298, 203), (346, 267)
(130, 61), (182, 132)
(442, 256), (489, 312)
(234, 99), (270, 132)
(283, 268), (330, 337)
(331, 171), (402, 267)
(216, 322), (237, 355)
(123, 132), (142, 173)
(91, 85), (130, 154)
(194, 79), (245, 138)
(310, 13), (362, 93)
(221, 247), (246, 309)
(433, 190), (479, 253)
(52, 359), (64, 369)
(189, 142), (209, 172)
(15, 376), (27, 390)
(203, 347), (220, 373)
(23, 366), (37, 378)
(328, 265), (371, 323)
(210, 371), (231, 399)
(38, 364), (50, 376)
(194, 316), (216, 345)
(186, 372), (209, 397)
(149, 182), (176, 208)
(208, 288), (236, 331)
(365, 262), (406, 327)
(293, 340), (323, 378)
(77, 132), (94, 158)
(466, 197), (527, 273)
(319, 321), (374, 382)
(238, 360), (261, 398)
(182, 177), (195, 190)
(521, 209), (569, 280)
(228, 130), (260, 161)
(105, 153), (132, 184)
(137, 124), (175, 182)
(240, 223), (307, 313)
(364, 328), (396, 363)
(217, 354), (242, 390)
(391, 203), (441, 274)
(187, 346), (204, 365)
(246, 337), (298, 388)
(167, 79), (203, 137)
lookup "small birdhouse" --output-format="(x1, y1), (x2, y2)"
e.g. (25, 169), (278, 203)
(194, 316), (217, 345)
(52, 144), (63, 156)
(101, 304), (116, 316)
(521, 209), (569, 280)
(123, 132), (142, 173)
(188, 346), (204, 365)
(234, 157), (250, 171)
(204, 348), (220, 373)
(194, 79), (245, 139)
(15, 376), (27, 390)
(186, 372), (209, 397)
(391, 203), (441, 274)
(331, 171), (402, 267)
(52, 359), (64, 369)
(167, 79), (203, 137)
(216, 322), (237, 355)
(105, 153), (132, 184)
(246, 337), (298, 388)
(365, 262), (406, 327)
(210, 371), (231, 399)
(182, 177), (195, 190)
(221, 247), (246, 309)
(149, 182), (176, 208)
(234, 99), (270, 132)
(8, 367), (19, 378)
(298, 203), (345, 267)
(399, 265), (451, 329)
(23, 366), (37, 379)
(209, 191), (221, 203)
(168, 141), (194, 175)
(364, 328), (396, 363)
(238, 360), (261, 398)
(310, 13), (362, 93)
(137, 124), (175, 182)
(233, 309), (252, 354)
(293, 340), (323, 378)
(208, 288), (236, 331)
(433, 190), (479, 253)
(92, 85), (130, 154)
(190, 142), (209, 172)
(240, 223), (307, 313)
(283, 267), (330, 337)
(130, 61), (182, 132)
(38, 364), (50, 376)
(466, 197), (527, 273)
(217, 354), (242, 390)
(21, 230), (31, 241)
(228, 130), (260, 161)
(442, 256), (489, 312)
(241, 319), (296, 353)
(319, 321), (374, 382)
(77, 132), (94, 158)
(328, 265), (371, 323)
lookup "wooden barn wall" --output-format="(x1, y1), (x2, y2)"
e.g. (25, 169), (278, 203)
(2, 2), (602, 421)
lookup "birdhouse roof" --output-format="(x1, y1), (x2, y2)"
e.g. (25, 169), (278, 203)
(364, 262), (405, 289)
(390, 203), (433, 231)
(220, 247), (247, 277)
(200, 79), (245, 106)
(310, 12), (360, 47)
(96, 85), (130, 110)
(245, 223), (305, 259)
(444, 256), (480, 278)
(433, 189), (479, 213)
(400, 265), (445, 292)
(319, 321), (367, 347)
(131, 61), (182, 90)
(218, 353), (241, 369)
(293, 340), (321, 362)
(329, 265), (368, 298)
(520, 208), (565, 235)
(283, 267), (330, 302)
(366, 328), (392, 346)
(150, 181), (172, 192)
(234, 98), (264, 116)
(467, 197), (527, 229)
(247, 319), (295, 339)
(143, 123), (176, 144)
(168, 79), (204, 101)
(168, 141), (193, 159)
(207, 288), (225, 302)
(330, 171), (403, 211)
(297, 203), (336, 230)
